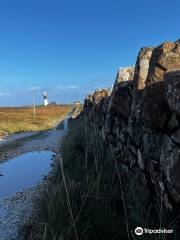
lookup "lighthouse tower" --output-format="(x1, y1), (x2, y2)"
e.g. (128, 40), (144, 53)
(43, 91), (48, 106)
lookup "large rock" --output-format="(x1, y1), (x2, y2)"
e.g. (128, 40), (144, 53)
(107, 67), (134, 122)
(132, 47), (154, 112)
(102, 68), (135, 144)
(84, 89), (109, 115)
(83, 94), (93, 116)
(84, 89), (109, 127)
(146, 41), (180, 85)
(142, 41), (180, 130)
(114, 66), (135, 86)
(110, 81), (133, 120)
(129, 48), (153, 146)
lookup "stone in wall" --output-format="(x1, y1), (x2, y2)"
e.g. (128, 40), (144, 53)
(166, 70), (180, 115)
(84, 88), (109, 127)
(107, 67), (135, 119)
(160, 135), (180, 205)
(131, 47), (154, 112)
(103, 67), (135, 145)
(108, 81), (133, 121)
(146, 42), (179, 84)
(84, 94), (93, 116)
(142, 41), (180, 130)
(129, 47), (154, 146)
(115, 66), (135, 84)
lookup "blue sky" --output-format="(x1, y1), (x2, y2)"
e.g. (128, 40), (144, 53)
(0, 0), (179, 106)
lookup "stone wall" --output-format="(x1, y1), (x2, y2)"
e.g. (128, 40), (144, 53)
(83, 40), (180, 212)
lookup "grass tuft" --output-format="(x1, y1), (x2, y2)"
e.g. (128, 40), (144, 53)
(25, 116), (179, 240)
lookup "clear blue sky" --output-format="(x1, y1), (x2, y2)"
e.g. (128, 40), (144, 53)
(0, 0), (179, 106)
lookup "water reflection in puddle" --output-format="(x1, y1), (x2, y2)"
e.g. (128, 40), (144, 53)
(0, 151), (53, 197)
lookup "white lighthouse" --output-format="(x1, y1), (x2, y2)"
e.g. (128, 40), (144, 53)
(43, 91), (48, 106)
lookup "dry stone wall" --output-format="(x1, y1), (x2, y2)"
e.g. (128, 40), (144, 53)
(83, 40), (180, 212)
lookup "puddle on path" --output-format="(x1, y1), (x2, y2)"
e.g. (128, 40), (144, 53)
(0, 151), (53, 197)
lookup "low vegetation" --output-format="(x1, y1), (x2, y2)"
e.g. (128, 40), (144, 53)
(0, 105), (71, 136)
(24, 116), (177, 240)
(25, 116), (125, 239)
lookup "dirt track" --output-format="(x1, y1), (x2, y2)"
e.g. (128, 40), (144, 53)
(0, 121), (66, 162)
(0, 120), (66, 240)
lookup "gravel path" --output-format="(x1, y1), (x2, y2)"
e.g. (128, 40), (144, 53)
(0, 121), (66, 240)
(0, 188), (38, 240)
(0, 121), (66, 161)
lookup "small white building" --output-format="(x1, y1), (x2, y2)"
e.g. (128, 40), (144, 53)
(43, 91), (48, 106)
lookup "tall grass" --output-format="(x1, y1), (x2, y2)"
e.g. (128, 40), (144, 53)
(27, 116), (128, 239)
(26, 115), (178, 240)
